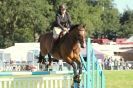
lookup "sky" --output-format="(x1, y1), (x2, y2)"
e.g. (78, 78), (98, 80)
(113, 0), (133, 13)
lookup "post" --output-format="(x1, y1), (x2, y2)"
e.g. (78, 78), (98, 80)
(74, 82), (79, 88)
(92, 49), (95, 88)
(87, 38), (91, 88)
(80, 54), (86, 88)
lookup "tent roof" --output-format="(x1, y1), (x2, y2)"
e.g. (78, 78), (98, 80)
(80, 48), (104, 59)
(126, 36), (133, 42)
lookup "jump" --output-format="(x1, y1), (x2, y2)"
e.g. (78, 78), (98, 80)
(38, 24), (86, 83)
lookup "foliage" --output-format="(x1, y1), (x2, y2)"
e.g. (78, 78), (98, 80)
(101, 7), (120, 39)
(119, 10), (133, 37)
(0, 0), (54, 48)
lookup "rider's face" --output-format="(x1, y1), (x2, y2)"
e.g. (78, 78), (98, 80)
(61, 8), (66, 14)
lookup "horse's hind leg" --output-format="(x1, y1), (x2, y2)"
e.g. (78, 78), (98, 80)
(45, 53), (52, 71)
(38, 52), (44, 63)
(48, 53), (52, 66)
(38, 52), (48, 64)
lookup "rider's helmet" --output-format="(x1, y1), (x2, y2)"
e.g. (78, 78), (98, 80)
(59, 4), (67, 10)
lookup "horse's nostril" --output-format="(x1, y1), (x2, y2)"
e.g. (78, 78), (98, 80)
(81, 45), (85, 48)
(81, 41), (86, 48)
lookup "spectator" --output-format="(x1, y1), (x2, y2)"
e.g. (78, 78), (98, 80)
(114, 59), (118, 70)
(58, 60), (63, 71)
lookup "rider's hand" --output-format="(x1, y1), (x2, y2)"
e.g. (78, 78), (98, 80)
(63, 28), (67, 31)
(63, 28), (68, 32)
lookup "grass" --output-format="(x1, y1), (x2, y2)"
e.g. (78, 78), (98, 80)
(104, 70), (133, 88)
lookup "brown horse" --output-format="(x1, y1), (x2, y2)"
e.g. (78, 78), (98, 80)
(38, 24), (86, 82)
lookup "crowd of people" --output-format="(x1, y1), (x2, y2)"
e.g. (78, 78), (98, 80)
(102, 56), (133, 70)
(1, 57), (133, 72)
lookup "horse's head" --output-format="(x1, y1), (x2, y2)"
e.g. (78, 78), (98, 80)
(70, 24), (86, 48)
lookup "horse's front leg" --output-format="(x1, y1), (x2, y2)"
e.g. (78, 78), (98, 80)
(65, 57), (77, 76)
(73, 56), (82, 83)
(71, 61), (78, 76)
(71, 61), (82, 84)
(76, 55), (82, 75)
(78, 62), (82, 75)
(65, 57), (80, 83)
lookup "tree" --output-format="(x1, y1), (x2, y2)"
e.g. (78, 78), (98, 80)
(119, 10), (133, 38)
(95, 0), (120, 39)
(101, 8), (120, 39)
(0, 0), (54, 48)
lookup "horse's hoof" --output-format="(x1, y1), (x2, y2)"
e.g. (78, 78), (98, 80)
(73, 75), (81, 83)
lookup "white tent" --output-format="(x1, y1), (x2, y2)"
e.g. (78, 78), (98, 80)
(92, 43), (119, 56)
(4, 43), (40, 62)
(126, 36), (133, 42)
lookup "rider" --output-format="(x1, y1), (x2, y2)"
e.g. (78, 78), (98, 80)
(53, 3), (72, 39)
(51, 4), (72, 52)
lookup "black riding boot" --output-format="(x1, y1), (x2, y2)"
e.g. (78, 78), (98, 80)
(52, 37), (60, 53)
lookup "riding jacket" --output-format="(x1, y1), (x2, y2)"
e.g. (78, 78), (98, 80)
(54, 12), (72, 30)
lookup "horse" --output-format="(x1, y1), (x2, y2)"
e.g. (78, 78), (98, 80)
(38, 24), (86, 82)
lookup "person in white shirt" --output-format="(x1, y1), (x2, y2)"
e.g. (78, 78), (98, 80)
(58, 60), (63, 71)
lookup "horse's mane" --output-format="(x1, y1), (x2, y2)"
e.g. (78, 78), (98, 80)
(58, 24), (84, 44)
(69, 24), (79, 31)
(69, 24), (79, 32)
(69, 24), (85, 33)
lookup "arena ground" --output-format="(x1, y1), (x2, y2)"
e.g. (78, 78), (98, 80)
(105, 70), (133, 88)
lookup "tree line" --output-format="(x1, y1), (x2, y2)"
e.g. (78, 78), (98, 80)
(0, 0), (133, 48)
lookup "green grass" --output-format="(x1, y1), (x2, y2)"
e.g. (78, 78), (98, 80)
(104, 70), (133, 88)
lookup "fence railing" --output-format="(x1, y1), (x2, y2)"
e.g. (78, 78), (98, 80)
(0, 74), (73, 88)
(80, 38), (105, 88)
